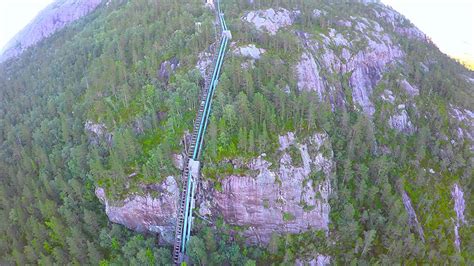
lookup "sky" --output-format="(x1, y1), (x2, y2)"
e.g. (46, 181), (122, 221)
(382, 0), (474, 64)
(0, 0), (473, 63)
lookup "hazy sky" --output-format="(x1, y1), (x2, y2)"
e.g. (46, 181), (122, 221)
(0, 0), (473, 62)
(382, 0), (474, 63)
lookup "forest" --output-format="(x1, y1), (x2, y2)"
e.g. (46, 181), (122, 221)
(0, 0), (472, 264)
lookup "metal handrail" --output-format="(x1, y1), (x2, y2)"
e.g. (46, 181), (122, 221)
(172, 0), (230, 264)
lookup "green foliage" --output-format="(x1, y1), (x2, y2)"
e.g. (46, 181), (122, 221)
(0, 0), (472, 264)
(0, 0), (210, 263)
(187, 224), (263, 265)
(283, 212), (296, 221)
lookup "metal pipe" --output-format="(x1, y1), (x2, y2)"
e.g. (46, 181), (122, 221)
(192, 37), (226, 159)
(197, 37), (228, 153)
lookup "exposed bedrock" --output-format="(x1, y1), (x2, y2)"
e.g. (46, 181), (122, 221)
(95, 176), (178, 245)
(208, 132), (334, 244)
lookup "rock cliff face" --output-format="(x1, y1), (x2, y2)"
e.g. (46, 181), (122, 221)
(85, 2), (471, 256)
(296, 52), (325, 100)
(450, 105), (474, 151)
(243, 8), (299, 35)
(0, 0), (103, 63)
(201, 132), (334, 244)
(451, 183), (467, 252)
(95, 176), (178, 244)
(288, 10), (405, 115)
(84, 120), (112, 145)
(388, 105), (415, 134)
(233, 44), (266, 60)
(401, 190), (425, 242)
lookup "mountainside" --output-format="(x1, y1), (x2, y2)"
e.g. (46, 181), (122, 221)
(0, 0), (103, 63)
(0, 0), (472, 264)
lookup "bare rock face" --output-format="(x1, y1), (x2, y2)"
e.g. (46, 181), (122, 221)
(205, 0), (215, 9)
(348, 38), (403, 115)
(372, 5), (426, 41)
(380, 89), (395, 104)
(401, 190), (425, 242)
(450, 105), (474, 151)
(172, 153), (185, 171)
(451, 183), (467, 252)
(297, 21), (403, 115)
(296, 52), (325, 100)
(158, 57), (179, 83)
(243, 8), (299, 35)
(295, 255), (331, 266)
(84, 120), (112, 145)
(399, 79), (419, 97)
(95, 176), (178, 244)
(0, 0), (103, 63)
(389, 105), (415, 134)
(209, 132), (334, 244)
(233, 44), (266, 59)
(196, 47), (215, 78)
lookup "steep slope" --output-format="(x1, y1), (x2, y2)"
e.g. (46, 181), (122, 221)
(0, 0), (103, 63)
(0, 0), (472, 264)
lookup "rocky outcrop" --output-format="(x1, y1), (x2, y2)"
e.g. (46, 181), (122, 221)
(296, 52), (325, 100)
(95, 176), (178, 244)
(401, 190), (425, 242)
(207, 132), (334, 244)
(172, 153), (185, 171)
(348, 38), (403, 115)
(233, 44), (266, 59)
(295, 255), (330, 266)
(312, 9), (327, 19)
(389, 105), (415, 134)
(450, 105), (474, 151)
(196, 46), (215, 78)
(243, 8), (299, 35)
(297, 21), (403, 115)
(451, 183), (467, 252)
(380, 89), (395, 103)
(0, 0), (103, 63)
(158, 57), (179, 83)
(84, 120), (112, 145)
(400, 79), (419, 97)
(373, 5), (425, 41)
(205, 0), (215, 9)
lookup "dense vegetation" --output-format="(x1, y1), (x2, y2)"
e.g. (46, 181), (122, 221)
(0, 0), (472, 264)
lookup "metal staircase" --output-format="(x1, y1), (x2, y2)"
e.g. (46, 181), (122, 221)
(172, 0), (230, 264)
